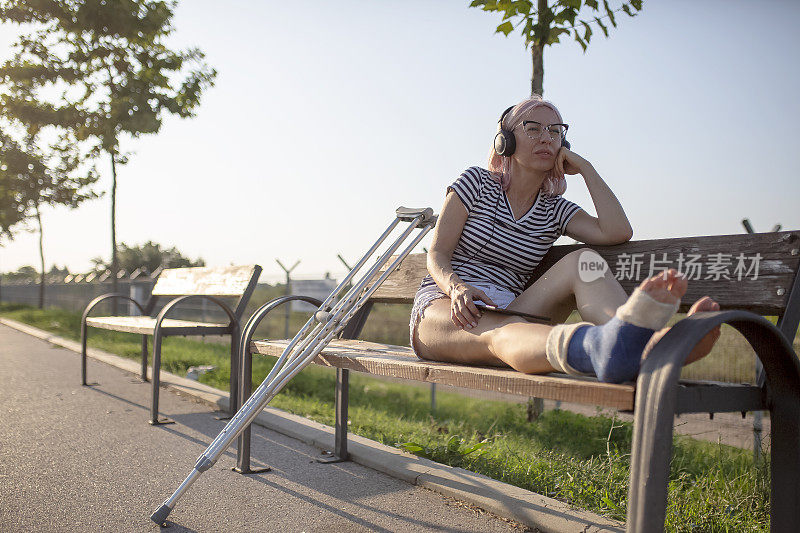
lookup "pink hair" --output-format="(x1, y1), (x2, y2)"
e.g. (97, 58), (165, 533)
(487, 95), (567, 196)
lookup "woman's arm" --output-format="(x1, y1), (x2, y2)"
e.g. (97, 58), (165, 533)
(428, 191), (496, 329)
(555, 149), (633, 245)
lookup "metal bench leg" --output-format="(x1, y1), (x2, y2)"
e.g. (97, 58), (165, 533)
(229, 330), (240, 416)
(627, 312), (800, 531)
(768, 392), (800, 529)
(215, 330), (241, 421)
(80, 319), (89, 386)
(140, 335), (148, 382)
(319, 368), (350, 463)
(149, 329), (174, 426)
(234, 341), (270, 474)
(627, 360), (679, 532)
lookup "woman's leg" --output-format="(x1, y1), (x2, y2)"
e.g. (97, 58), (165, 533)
(414, 248), (630, 374)
(414, 298), (556, 373)
(507, 248), (628, 325)
(414, 249), (721, 377)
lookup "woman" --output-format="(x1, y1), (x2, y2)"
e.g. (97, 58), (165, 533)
(410, 95), (720, 383)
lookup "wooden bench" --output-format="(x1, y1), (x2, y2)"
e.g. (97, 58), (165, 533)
(240, 231), (800, 531)
(81, 264), (261, 424)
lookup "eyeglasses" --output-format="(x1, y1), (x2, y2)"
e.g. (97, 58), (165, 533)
(518, 121), (569, 142)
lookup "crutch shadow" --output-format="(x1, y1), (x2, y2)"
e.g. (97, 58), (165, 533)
(154, 414), (479, 532)
(85, 384), (484, 531)
(84, 386), (244, 464)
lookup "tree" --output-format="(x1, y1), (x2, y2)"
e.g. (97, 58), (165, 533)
(91, 241), (204, 275)
(0, 0), (216, 300)
(4, 265), (39, 282)
(470, 0), (643, 95)
(0, 127), (98, 307)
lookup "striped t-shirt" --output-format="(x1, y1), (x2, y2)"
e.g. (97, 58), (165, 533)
(419, 166), (583, 297)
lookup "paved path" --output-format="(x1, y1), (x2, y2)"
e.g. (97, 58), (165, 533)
(0, 324), (529, 532)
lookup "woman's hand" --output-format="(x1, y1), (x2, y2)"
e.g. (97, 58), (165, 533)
(449, 283), (497, 329)
(553, 147), (592, 181)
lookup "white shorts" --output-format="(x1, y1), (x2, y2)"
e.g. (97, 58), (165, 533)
(408, 281), (517, 356)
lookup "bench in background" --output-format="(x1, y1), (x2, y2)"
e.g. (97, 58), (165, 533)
(81, 264), (261, 425)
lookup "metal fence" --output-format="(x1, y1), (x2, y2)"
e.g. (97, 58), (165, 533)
(0, 278), (775, 456)
(0, 278), (249, 324)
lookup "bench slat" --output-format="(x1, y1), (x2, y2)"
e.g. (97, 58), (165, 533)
(371, 232), (800, 314)
(252, 339), (636, 410)
(152, 265), (260, 297)
(86, 316), (229, 335)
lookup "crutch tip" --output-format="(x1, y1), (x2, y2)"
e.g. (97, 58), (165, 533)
(150, 504), (172, 526)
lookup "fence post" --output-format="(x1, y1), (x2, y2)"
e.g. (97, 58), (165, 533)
(276, 259), (300, 338)
(741, 218), (780, 463)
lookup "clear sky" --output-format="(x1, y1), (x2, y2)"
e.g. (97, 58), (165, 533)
(1, 0), (799, 284)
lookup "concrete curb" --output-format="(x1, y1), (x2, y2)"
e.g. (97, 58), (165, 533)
(0, 316), (624, 533)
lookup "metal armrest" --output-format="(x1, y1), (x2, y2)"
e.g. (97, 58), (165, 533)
(628, 310), (800, 531)
(154, 294), (239, 334)
(233, 295), (324, 473)
(81, 293), (146, 324)
(640, 309), (799, 392)
(80, 293), (147, 386)
(240, 295), (324, 358)
(147, 295), (242, 426)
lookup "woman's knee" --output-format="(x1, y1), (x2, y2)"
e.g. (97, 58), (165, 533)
(532, 248), (600, 296)
(562, 247), (616, 285)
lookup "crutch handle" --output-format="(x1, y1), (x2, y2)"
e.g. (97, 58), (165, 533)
(396, 206), (434, 224)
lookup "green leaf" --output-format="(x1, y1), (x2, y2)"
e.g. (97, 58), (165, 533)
(574, 29), (587, 52)
(585, 0), (599, 9)
(496, 21), (514, 36)
(582, 20), (593, 43)
(622, 4), (634, 16)
(546, 27), (569, 45)
(552, 7), (571, 25)
(460, 441), (489, 456)
(469, 0), (485, 7)
(630, 0), (643, 10)
(595, 16), (609, 37)
(447, 435), (463, 453)
(604, 0), (617, 27)
(397, 442), (426, 456)
(566, 8), (579, 25)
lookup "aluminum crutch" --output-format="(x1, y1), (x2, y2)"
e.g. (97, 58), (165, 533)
(150, 206), (436, 525)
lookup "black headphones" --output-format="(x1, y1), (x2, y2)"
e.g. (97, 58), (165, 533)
(493, 105), (570, 156)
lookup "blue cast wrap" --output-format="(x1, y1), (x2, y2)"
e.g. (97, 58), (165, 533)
(565, 317), (656, 384)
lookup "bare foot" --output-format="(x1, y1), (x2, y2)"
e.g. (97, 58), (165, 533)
(644, 295), (721, 365)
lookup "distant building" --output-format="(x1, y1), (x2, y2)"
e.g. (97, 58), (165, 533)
(289, 279), (338, 312)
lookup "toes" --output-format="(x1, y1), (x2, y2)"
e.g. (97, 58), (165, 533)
(667, 271), (688, 299)
(641, 269), (669, 289)
(687, 296), (720, 315)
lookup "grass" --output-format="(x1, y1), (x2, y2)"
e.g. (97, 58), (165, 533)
(0, 302), (774, 531)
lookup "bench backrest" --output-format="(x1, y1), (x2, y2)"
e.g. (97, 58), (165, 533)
(146, 265), (262, 319)
(372, 231), (800, 340)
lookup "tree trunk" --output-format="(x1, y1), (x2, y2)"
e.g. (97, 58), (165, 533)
(530, 0), (548, 96)
(110, 150), (118, 313)
(529, 1), (548, 419)
(35, 204), (45, 309)
(531, 43), (544, 96)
